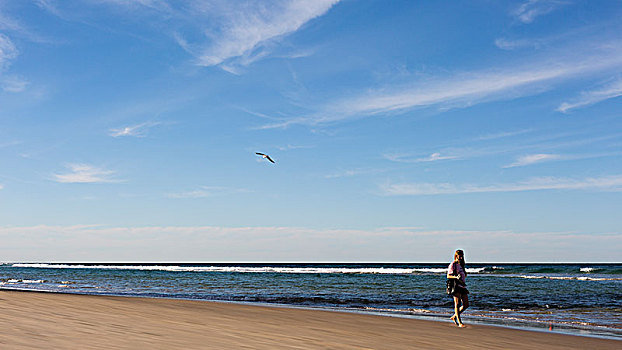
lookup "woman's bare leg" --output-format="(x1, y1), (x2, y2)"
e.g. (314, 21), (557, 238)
(459, 294), (469, 315)
(451, 294), (463, 326)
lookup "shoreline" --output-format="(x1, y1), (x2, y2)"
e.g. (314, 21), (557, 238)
(2, 287), (620, 340)
(1, 289), (619, 349)
(3, 286), (620, 340)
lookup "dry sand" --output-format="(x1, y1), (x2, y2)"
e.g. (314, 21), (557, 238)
(0, 290), (619, 349)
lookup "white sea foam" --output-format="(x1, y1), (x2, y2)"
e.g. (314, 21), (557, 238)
(5, 279), (45, 283)
(11, 263), (489, 275)
(408, 308), (432, 314)
(468, 267), (487, 273)
(513, 275), (620, 281)
(546, 276), (619, 281)
(362, 306), (433, 314)
(9, 264), (617, 280)
(571, 277), (618, 281)
(413, 267), (486, 274)
(412, 268), (446, 273)
(580, 267), (594, 273)
(516, 275), (546, 279)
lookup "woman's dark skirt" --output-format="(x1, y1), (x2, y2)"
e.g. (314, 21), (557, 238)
(452, 284), (469, 296)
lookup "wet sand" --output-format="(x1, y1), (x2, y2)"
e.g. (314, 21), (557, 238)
(0, 290), (619, 349)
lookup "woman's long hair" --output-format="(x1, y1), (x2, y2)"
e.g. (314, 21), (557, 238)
(454, 250), (466, 276)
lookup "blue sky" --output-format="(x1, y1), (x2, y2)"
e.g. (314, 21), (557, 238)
(0, 0), (621, 262)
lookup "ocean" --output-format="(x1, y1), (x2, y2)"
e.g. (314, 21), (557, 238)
(1, 262), (620, 339)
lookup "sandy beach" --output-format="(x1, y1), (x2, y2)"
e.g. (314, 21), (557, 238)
(0, 290), (618, 349)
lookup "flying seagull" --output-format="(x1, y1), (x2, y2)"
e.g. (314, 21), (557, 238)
(256, 152), (275, 163)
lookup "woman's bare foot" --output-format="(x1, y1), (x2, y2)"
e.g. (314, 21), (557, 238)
(450, 315), (459, 326)
(458, 323), (466, 328)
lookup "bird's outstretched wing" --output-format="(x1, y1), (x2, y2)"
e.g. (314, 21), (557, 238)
(255, 152), (275, 163)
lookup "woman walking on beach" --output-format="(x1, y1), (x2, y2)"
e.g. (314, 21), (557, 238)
(447, 249), (469, 327)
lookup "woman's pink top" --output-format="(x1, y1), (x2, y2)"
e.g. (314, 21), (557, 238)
(448, 261), (466, 283)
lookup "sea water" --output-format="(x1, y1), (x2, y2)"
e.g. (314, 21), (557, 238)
(1, 263), (620, 339)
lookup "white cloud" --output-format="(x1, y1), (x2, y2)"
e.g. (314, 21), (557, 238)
(0, 4), (53, 43)
(384, 152), (459, 163)
(505, 152), (622, 168)
(34, 0), (62, 16)
(324, 168), (381, 179)
(175, 0), (339, 71)
(167, 186), (250, 198)
(36, 0), (339, 72)
(0, 33), (18, 70)
(384, 133), (622, 168)
(168, 189), (212, 198)
(0, 33), (29, 93)
(89, 0), (172, 12)
(513, 0), (568, 24)
(324, 170), (361, 178)
(504, 153), (561, 168)
(495, 38), (542, 50)
(335, 59), (613, 117)
(261, 42), (622, 128)
(557, 77), (622, 112)
(276, 144), (312, 151)
(52, 164), (120, 183)
(475, 129), (532, 141)
(417, 152), (458, 162)
(0, 140), (21, 148)
(109, 121), (162, 137)
(381, 175), (622, 196)
(1, 75), (29, 92)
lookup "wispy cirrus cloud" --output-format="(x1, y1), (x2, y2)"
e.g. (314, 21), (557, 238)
(504, 153), (561, 168)
(0, 33), (18, 69)
(513, 0), (568, 24)
(109, 121), (163, 137)
(415, 152), (458, 162)
(383, 129), (535, 165)
(36, 0), (339, 73)
(1, 3), (54, 43)
(0, 5), (56, 94)
(475, 129), (533, 141)
(0, 33), (28, 92)
(331, 51), (619, 117)
(494, 37), (544, 50)
(504, 151), (622, 168)
(175, 0), (340, 71)
(52, 164), (121, 183)
(1, 74), (29, 92)
(167, 186), (250, 198)
(90, 0), (172, 11)
(324, 168), (382, 179)
(261, 42), (622, 128)
(557, 77), (622, 112)
(381, 175), (622, 196)
(0, 34), (27, 92)
(384, 152), (459, 163)
(384, 131), (622, 169)
(276, 144), (313, 151)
